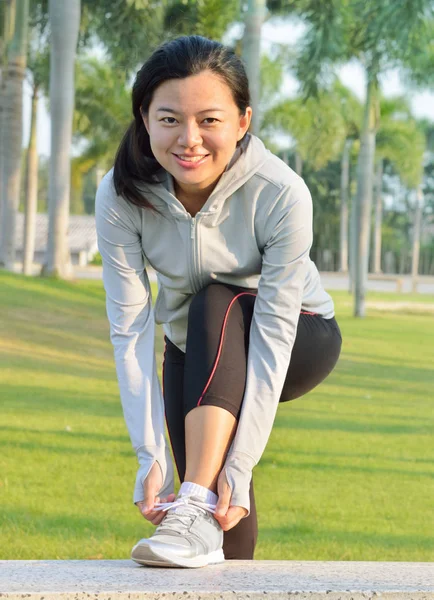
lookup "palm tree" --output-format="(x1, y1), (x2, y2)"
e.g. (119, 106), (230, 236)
(41, 0), (80, 278)
(162, 0), (240, 41)
(242, 0), (267, 135)
(261, 87), (348, 174)
(0, 0), (29, 269)
(0, 0), (15, 232)
(411, 185), (424, 291)
(70, 56), (132, 204)
(22, 40), (49, 275)
(294, 0), (434, 316)
(334, 82), (361, 274)
(372, 96), (424, 274)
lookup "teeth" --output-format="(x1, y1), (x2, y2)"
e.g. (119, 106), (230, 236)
(177, 155), (207, 162)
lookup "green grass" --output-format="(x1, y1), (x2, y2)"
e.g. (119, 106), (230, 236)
(1, 270), (433, 560)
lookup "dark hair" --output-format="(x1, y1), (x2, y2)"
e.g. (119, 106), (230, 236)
(113, 35), (251, 212)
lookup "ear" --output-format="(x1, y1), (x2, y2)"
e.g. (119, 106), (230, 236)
(237, 106), (253, 141)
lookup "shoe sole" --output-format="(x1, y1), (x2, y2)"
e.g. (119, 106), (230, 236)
(131, 542), (225, 568)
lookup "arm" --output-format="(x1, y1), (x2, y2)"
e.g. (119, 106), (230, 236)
(95, 174), (174, 505)
(222, 180), (313, 516)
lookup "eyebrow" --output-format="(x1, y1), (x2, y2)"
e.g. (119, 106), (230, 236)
(156, 107), (225, 113)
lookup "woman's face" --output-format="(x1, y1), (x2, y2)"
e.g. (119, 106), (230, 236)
(142, 70), (252, 198)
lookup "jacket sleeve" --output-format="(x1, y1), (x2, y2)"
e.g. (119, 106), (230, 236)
(222, 180), (313, 517)
(95, 174), (174, 505)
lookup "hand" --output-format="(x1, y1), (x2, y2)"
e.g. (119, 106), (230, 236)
(214, 468), (248, 531)
(135, 461), (176, 526)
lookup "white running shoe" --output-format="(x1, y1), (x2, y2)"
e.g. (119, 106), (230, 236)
(131, 493), (225, 568)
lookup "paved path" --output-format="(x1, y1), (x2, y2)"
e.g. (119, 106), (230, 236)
(11, 263), (434, 296)
(1, 560), (433, 599)
(73, 267), (434, 296)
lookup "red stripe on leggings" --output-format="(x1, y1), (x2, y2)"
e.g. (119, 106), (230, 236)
(197, 291), (257, 406)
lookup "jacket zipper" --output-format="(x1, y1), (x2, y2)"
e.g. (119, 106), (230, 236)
(190, 217), (199, 293)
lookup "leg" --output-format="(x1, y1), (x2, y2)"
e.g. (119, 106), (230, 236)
(183, 283), (258, 559)
(162, 338), (186, 484)
(163, 333), (258, 560)
(279, 313), (342, 402)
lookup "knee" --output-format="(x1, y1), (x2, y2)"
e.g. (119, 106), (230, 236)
(188, 283), (229, 321)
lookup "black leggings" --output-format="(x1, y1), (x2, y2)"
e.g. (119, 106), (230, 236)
(162, 282), (342, 560)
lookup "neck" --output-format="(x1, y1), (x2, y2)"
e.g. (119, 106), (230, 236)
(173, 175), (222, 204)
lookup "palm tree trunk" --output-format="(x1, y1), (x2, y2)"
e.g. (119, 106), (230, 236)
(242, 0), (266, 135)
(349, 191), (357, 293)
(23, 84), (39, 275)
(354, 74), (378, 317)
(0, 0), (29, 269)
(95, 166), (105, 189)
(339, 138), (352, 272)
(372, 158), (383, 273)
(0, 0), (14, 231)
(295, 151), (303, 176)
(42, 0), (80, 278)
(411, 185), (423, 292)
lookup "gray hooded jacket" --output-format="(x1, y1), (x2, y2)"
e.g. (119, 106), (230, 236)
(95, 132), (334, 516)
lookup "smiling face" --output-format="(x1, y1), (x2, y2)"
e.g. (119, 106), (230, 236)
(141, 70), (252, 201)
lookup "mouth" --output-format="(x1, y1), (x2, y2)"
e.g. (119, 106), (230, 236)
(173, 153), (210, 168)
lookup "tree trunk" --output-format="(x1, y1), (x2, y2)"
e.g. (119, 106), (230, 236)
(411, 185), (423, 293)
(349, 190), (357, 294)
(242, 0), (266, 136)
(354, 74), (378, 317)
(372, 158), (383, 273)
(295, 150), (303, 176)
(41, 0), (80, 278)
(0, 0), (28, 269)
(0, 0), (16, 230)
(339, 138), (352, 273)
(23, 84), (39, 275)
(95, 166), (105, 189)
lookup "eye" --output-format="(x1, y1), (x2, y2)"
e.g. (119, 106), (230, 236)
(203, 118), (219, 124)
(160, 117), (178, 124)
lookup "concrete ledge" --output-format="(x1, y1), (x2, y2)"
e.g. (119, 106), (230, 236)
(1, 560), (434, 600)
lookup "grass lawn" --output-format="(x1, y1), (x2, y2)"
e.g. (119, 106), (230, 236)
(0, 270), (433, 561)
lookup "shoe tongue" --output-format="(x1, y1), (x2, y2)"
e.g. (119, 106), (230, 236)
(169, 494), (207, 515)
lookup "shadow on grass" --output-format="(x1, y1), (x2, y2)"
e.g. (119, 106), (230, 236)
(258, 524), (434, 554)
(263, 446), (434, 465)
(0, 275), (105, 310)
(1, 384), (121, 417)
(258, 456), (434, 479)
(7, 315), (110, 347)
(0, 438), (134, 457)
(285, 406), (429, 425)
(2, 351), (114, 380)
(333, 359), (434, 387)
(272, 412), (431, 435)
(0, 426), (129, 445)
(0, 506), (147, 543)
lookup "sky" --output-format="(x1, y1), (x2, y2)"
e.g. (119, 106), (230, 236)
(22, 18), (434, 157)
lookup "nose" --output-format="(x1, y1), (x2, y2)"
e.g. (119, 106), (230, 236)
(178, 120), (203, 147)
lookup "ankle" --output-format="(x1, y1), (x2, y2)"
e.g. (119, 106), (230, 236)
(179, 481), (218, 505)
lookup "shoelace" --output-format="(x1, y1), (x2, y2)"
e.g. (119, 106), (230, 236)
(152, 496), (218, 536)
(154, 495), (217, 515)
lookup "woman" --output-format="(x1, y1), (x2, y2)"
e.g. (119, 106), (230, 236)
(95, 34), (342, 569)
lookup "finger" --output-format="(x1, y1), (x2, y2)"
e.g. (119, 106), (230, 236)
(150, 511), (168, 525)
(215, 487), (231, 517)
(215, 507), (245, 529)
